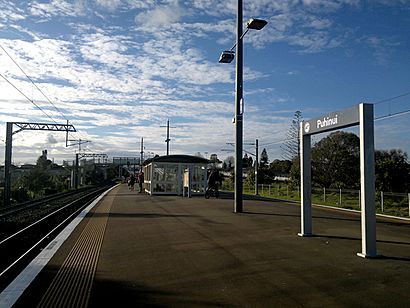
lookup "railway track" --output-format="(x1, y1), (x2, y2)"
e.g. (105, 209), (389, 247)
(0, 185), (113, 291)
(0, 186), (96, 218)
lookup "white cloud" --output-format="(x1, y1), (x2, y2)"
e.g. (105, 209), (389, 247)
(29, 0), (86, 18)
(95, 0), (122, 11)
(0, 1), (26, 23)
(47, 134), (59, 144)
(360, 36), (400, 66)
(302, 0), (359, 11)
(135, 3), (188, 28)
(372, 0), (410, 5)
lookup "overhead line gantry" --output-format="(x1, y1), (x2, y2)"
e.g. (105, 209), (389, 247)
(4, 121), (76, 207)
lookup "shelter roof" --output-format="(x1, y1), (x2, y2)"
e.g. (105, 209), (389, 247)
(143, 155), (209, 166)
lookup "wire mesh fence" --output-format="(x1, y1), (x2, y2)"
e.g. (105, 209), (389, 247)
(379, 192), (410, 217)
(223, 181), (409, 218)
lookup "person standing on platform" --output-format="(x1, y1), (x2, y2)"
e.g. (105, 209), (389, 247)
(138, 170), (144, 193)
(129, 173), (135, 191)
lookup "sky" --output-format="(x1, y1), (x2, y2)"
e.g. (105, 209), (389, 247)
(0, 0), (409, 165)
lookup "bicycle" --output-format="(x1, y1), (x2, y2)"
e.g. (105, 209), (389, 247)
(205, 186), (219, 199)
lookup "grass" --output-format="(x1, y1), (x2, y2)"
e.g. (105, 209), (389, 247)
(226, 183), (409, 218)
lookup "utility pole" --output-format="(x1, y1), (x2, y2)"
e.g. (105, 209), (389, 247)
(68, 139), (91, 187)
(160, 119), (175, 156)
(140, 137), (144, 167)
(75, 153), (79, 189)
(166, 119), (170, 155)
(67, 138), (91, 152)
(255, 139), (259, 195)
(4, 123), (13, 207)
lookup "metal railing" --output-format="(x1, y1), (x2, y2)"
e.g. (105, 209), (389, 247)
(222, 181), (410, 218)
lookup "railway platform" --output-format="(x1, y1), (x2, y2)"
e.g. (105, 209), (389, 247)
(2, 183), (410, 307)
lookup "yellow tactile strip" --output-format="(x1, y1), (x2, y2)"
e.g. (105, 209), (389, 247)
(37, 195), (114, 308)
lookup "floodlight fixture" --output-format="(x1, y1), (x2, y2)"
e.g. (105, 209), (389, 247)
(246, 18), (268, 30)
(219, 50), (235, 63)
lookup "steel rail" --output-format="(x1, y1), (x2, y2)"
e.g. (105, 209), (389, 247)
(0, 188), (106, 279)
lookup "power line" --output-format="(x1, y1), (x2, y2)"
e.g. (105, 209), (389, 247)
(375, 109), (410, 121)
(0, 45), (69, 122)
(0, 73), (57, 124)
(374, 91), (410, 105)
(0, 73), (89, 149)
(0, 72), (91, 155)
(0, 45), (92, 147)
(260, 138), (290, 147)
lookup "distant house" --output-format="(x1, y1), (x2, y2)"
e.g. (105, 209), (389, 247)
(49, 164), (70, 177)
(143, 155), (209, 195)
(19, 164), (36, 171)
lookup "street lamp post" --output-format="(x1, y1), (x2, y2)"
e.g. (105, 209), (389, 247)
(219, 6), (267, 213)
(234, 0), (244, 213)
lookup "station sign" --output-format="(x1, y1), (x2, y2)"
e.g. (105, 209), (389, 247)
(302, 105), (359, 135)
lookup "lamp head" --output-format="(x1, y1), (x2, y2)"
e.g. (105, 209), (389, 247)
(219, 50), (235, 63)
(246, 18), (268, 30)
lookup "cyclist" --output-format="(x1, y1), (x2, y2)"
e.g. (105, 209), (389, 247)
(206, 169), (221, 198)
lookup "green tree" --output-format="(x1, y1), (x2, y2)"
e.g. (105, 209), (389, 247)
(260, 148), (269, 168)
(15, 167), (53, 196)
(223, 156), (234, 171)
(375, 149), (409, 192)
(281, 111), (302, 161)
(107, 165), (118, 180)
(248, 156), (253, 169)
(12, 150), (67, 199)
(36, 150), (52, 170)
(242, 154), (251, 169)
(289, 157), (300, 189)
(311, 131), (360, 189)
(269, 159), (292, 177)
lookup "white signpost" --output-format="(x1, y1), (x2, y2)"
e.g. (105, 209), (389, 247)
(299, 103), (377, 258)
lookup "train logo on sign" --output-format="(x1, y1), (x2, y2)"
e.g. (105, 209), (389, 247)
(304, 122), (310, 133)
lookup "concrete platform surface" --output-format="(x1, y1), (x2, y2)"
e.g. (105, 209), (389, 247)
(14, 184), (410, 307)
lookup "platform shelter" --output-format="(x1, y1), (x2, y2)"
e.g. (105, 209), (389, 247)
(142, 155), (209, 195)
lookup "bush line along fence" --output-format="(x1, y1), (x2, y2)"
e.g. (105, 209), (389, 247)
(221, 182), (410, 218)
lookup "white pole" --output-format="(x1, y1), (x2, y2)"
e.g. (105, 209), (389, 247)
(359, 190), (361, 209)
(323, 187), (326, 203)
(299, 122), (312, 237)
(381, 191), (384, 213)
(357, 103), (377, 258)
(339, 188), (342, 206)
(408, 193), (410, 217)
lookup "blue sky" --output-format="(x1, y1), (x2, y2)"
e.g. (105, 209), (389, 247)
(0, 0), (409, 165)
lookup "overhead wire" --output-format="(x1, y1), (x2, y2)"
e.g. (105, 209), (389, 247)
(375, 108), (410, 121)
(374, 91), (410, 105)
(0, 45), (93, 150)
(0, 45), (69, 122)
(0, 73), (57, 124)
